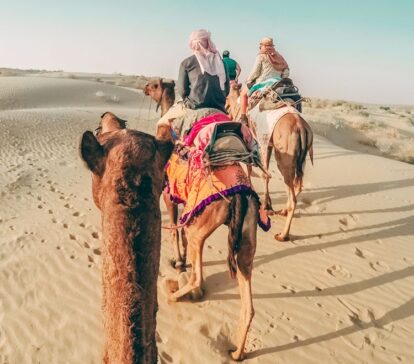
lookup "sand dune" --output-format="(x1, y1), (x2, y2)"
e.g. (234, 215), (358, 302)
(0, 75), (413, 363)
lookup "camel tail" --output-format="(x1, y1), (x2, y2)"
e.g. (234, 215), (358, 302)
(227, 193), (248, 279)
(295, 125), (313, 188)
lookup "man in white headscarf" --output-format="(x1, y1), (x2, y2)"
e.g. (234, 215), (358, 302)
(157, 29), (230, 137)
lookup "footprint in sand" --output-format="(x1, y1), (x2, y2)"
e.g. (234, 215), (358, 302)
(264, 321), (277, 335)
(93, 248), (101, 255)
(327, 264), (352, 278)
(72, 212), (80, 217)
(281, 285), (297, 293)
(278, 312), (291, 321)
(91, 232), (99, 239)
(369, 261), (389, 272)
(354, 247), (373, 259)
(339, 214), (358, 230)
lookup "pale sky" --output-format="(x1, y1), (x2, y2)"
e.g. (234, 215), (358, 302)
(1, 0), (413, 105)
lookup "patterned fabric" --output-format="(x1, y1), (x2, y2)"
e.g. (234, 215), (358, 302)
(247, 76), (281, 96)
(184, 113), (231, 146)
(165, 153), (270, 230)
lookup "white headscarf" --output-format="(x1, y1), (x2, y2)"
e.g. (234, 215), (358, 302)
(189, 29), (226, 91)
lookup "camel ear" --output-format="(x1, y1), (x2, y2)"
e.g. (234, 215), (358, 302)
(80, 131), (105, 176)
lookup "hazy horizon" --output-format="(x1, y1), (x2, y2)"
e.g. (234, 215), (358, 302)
(1, 0), (413, 105)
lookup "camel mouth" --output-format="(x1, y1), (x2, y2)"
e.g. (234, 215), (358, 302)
(143, 84), (150, 96)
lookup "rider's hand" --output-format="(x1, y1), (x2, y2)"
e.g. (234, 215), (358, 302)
(175, 142), (190, 160)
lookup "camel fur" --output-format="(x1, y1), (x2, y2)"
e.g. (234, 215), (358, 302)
(80, 112), (173, 364)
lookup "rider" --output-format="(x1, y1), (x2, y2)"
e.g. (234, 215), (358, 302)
(222, 50), (241, 82)
(239, 37), (289, 123)
(158, 29), (230, 137)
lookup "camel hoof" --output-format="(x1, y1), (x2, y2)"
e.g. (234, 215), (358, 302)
(229, 349), (245, 361)
(164, 278), (179, 295)
(190, 287), (204, 301)
(275, 233), (290, 242)
(178, 272), (204, 300)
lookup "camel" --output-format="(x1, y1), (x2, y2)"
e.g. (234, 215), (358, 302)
(225, 81), (242, 121)
(145, 79), (258, 361)
(80, 111), (174, 364)
(227, 91), (314, 241)
(143, 79), (187, 271)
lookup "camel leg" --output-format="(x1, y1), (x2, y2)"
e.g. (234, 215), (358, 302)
(275, 179), (296, 242)
(163, 190), (184, 271)
(169, 233), (204, 301)
(230, 271), (254, 361)
(263, 146), (274, 213)
(230, 197), (257, 361)
(181, 227), (189, 267)
(276, 184), (290, 217)
(169, 202), (229, 301)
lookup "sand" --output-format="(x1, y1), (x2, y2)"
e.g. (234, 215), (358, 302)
(0, 74), (413, 364)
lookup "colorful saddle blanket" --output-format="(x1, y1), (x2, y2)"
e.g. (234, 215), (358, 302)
(165, 153), (270, 230)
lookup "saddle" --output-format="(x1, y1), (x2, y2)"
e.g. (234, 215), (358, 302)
(203, 122), (262, 168)
(248, 78), (303, 113)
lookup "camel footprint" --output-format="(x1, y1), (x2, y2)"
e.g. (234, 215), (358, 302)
(369, 261), (389, 272)
(354, 247), (373, 259)
(339, 214), (358, 230)
(327, 264), (352, 278)
(281, 285), (297, 293)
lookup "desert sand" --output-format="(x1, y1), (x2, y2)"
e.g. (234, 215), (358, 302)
(0, 72), (413, 364)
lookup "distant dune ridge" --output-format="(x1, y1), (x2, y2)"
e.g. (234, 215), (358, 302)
(0, 70), (413, 363)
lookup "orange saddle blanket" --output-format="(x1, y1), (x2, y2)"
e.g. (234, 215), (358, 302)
(165, 153), (270, 230)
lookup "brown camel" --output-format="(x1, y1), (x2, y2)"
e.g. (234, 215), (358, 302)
(80, 111), (173, 364)
(225, 81), (242, 121)
(143, 79), (188, 271)
(227, 91), (314, 241)
(145, 79), (258, 361)
(265, 113), (313, 241)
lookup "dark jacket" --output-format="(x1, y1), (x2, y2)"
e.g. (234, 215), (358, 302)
(176, 55), (230, 112)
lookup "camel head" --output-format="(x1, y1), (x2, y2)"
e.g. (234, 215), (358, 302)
(80, 116), (173, 210)
(95, 111), (127, 136)
(144, 78), (175, 116)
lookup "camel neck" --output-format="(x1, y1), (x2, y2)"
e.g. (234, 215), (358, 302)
(160, 87), (175, 116)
